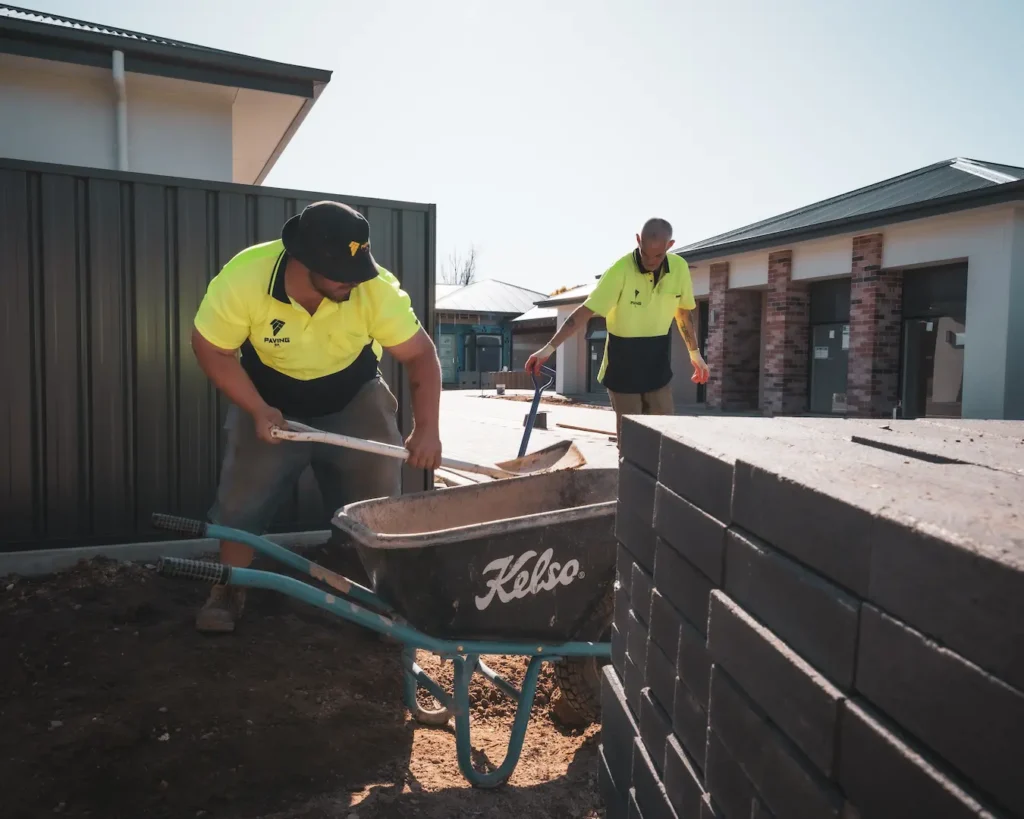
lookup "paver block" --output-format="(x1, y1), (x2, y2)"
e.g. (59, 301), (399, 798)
(645, 637), (676, 717)
(612, 622), (626, 679)
(781, 415), (1024, 476)
(655, 538), (714, 637)
(626, 609), (649, 675)
(655, 424), (735, 523)
(731, 459), (874, 597)
(624, 650), (643, 718)
(707, 591), (843, 777)
(724, 527), (860, 690)
(618, 548), (634, 595)
(838, 698), (1003, 819)
(705, 730), (771, 819)
(616, 508), (657, 573)
(709, 665), (843, 819)
(700, 793), (720, 819)
(622, 416), (663, 478)
(674, 673), (708, 771)
(664, 735), (704, 819)
(678, 612), (712, 709)
(655, 482), (727, 583)
(602, 665), (639, 789)
(632, 561), (654, 626)
(628, 789), (644, 819)
(619, 459), (657, 523)
(855, 604), (1024, 817)
(649, 589), (682, 667)
(632, 737), (680, 819)
(616, 573), (630, 622)
(867, 502), (1024, 694)
(600, 743), (630, 819)
(639, 689), (673, 777)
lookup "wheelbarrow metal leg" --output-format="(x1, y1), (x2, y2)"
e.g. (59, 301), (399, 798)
(475, 658), (524, 701)
(402, 646), (455, 725)
(453, 654), (546, 788)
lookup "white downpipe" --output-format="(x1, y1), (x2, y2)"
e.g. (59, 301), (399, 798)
(112, 50), (129, 171)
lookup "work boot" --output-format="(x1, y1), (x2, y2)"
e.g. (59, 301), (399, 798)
(195, 585), (246, 633)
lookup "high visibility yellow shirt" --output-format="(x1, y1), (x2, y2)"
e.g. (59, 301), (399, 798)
(583, 250), (696, 393)
(194, 239), (421, 416)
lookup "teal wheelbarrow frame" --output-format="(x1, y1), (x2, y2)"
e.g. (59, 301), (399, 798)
(151, 511), (612, 789)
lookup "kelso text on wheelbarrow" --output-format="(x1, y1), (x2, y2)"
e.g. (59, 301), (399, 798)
(474, 548), (583, 611)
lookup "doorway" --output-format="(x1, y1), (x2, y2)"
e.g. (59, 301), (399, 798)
(585, 317), (606, 392)
(898, 264), (967, 419)
(696, 300), (709, 403)
(438, 333), (456, 384)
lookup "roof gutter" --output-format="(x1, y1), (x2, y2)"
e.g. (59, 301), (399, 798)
(675, 179), (1024, 264)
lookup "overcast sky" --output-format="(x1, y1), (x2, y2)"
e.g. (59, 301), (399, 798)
(22, 0), (1024, 295)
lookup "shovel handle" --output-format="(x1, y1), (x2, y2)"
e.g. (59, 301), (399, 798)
(270, 425), (514, 479)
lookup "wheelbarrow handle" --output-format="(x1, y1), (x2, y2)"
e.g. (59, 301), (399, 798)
(272, 423), (516, 480)
(157, 557), (231, 585)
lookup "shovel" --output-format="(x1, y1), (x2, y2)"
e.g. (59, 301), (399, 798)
(270, 366), (585, 479)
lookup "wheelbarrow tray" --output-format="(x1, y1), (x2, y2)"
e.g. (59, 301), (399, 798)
(333, 468), (619, 643)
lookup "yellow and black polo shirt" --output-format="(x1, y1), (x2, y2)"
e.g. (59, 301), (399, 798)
(584, 249), (696, 394)
(194, 239), (421, 417)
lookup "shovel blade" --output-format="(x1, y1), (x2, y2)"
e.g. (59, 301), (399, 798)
(493, 440), (587, 476)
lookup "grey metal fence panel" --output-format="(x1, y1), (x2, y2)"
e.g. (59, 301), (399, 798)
(0, 159), (436, 551)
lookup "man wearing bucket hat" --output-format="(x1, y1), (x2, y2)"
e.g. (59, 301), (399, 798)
(190, 201), (442, 633)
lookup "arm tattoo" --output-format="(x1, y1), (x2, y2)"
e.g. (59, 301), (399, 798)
(676, 310), (698, 351)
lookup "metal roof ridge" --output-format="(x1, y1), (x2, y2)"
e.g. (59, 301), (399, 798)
(950, 158), (1020, 184)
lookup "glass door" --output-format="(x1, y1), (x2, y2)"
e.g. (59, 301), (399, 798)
(900, 317), (965, 418)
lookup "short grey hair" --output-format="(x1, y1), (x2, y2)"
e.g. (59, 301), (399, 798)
(641, 218), (673, 241)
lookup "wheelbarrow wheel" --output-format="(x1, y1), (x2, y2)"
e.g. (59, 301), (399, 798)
(551, 585), (614, 726)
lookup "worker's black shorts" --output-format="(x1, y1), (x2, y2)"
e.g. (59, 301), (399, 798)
(208, 377), (403, 533)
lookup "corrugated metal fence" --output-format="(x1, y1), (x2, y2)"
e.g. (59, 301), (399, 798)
(0, 158), (436, 551)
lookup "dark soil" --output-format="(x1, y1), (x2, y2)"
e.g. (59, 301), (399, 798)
(0, 546), (603, 819)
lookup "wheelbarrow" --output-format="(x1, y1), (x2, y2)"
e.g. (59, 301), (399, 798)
(152, 465), (618, 789)
(270, 365), (585, 480)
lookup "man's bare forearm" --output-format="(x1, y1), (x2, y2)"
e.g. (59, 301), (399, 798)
(191, 328), (267, 415)
(674, 308), (699, 353)
(405, 349), (442, 432)
(548, 304), (595, 349)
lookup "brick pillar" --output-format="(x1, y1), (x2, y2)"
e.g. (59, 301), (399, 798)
(848, 234), (902, 417)
(762, 251), (810, 415)
(705, 262), (762, 411)
(705, 263), (729, 409)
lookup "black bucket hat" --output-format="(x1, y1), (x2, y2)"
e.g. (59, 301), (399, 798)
(281, 201), (378, 284)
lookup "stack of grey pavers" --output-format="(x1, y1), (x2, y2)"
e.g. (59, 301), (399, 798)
(598, 414), (1024, 819)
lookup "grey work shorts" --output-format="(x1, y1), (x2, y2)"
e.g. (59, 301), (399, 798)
(208, 377), (404, 534)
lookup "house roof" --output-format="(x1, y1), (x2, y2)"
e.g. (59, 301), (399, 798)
(0, 5), (331, 97)
(435, 284), (463, 301)
(511, 305), (558, 323)
(676, 157), (1024, 263)
(535, 281), (598, 308)
(435, 279), (547, 315)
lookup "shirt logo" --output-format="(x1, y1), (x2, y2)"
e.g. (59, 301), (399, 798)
(630, 288), (642, 307)
(265, 318), (290, 345)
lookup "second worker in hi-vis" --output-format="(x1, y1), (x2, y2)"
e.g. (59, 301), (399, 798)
(525, 218), (709, 440)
